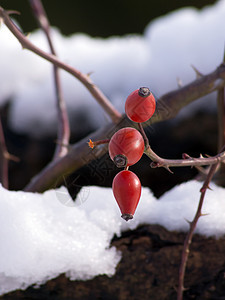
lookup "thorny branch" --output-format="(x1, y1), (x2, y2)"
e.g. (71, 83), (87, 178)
(177, 161), (220, 300)
(144, 144), (225, 171)
(0, 116), (19, 189)
(0, 116), (8, 189)
(23, 58), (225, 192)
(1, 5), (225, 192)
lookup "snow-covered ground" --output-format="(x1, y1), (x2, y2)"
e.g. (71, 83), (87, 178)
(0, 180), (225, 295)
(0, 0), (225, 136)
(0, 0), (225, 296)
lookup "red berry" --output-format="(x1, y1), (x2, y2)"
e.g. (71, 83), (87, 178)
(125, 87), (156, 123)
(109, 127), (144, 167)
(112, 170), (141, 221)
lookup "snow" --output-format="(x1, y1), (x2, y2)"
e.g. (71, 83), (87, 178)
(0, 1), (225, 136)
(1, 0), (225, 295)
(0, 180), (225, 295)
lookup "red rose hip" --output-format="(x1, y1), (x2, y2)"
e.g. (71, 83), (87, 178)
(109, 127), (144, 167)
(125, 87), (156, 123)
(112, 170), (141, 221)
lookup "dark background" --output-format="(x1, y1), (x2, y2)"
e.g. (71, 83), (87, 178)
(1, 0), (218, 37)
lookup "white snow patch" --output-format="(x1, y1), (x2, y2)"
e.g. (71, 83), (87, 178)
(0, 179), (224, 295)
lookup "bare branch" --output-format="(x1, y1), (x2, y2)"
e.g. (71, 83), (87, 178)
(0, 116), (8, 188)
(22, 58), (225, 193)
(148, 63), (225, 125)
(1, 5), (223, 192)
(29, 0), (70, 158)
(0, 6), (122, 123)
(177, 162), (219, 300)
(145, 145), (225, 169)
(217, 87), (225, 151)
(24, 120), (117, 192)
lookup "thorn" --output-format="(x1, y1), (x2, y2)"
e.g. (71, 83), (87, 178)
(205, 154), (211, 158)
(87, 71), (94, 77)
(199, 153), (204, 158)
(200, 184), (213, 193)
(7, 10), (20, 16)
(191, 64), (203, 79)
(182, 153), (191, 159)
(207, 185), (213, 191)
(4, 152), (20, 162)
(25, 32), (31, 39)
(176, 77), (183, 88)
(164, 166), (174, 174)
(200, 213), (209, 217)
(184, 218), (191, 225)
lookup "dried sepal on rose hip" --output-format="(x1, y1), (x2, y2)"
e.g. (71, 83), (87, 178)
(108, 127), (144, 167)
(125, 87), (156, 123)
(112, 170), (141, 221)
(88, 138), (110, 149)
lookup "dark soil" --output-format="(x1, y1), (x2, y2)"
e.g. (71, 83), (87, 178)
(1, 225), (225, 300)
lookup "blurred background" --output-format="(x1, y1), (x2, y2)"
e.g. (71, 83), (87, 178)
(1, 0), (217, 37)
(0, 0), (221, 195)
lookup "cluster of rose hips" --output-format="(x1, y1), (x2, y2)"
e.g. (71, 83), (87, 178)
(89, 87), (156, 221)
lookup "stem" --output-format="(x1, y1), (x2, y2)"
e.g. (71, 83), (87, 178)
(177, 162), (219, 300)
(217, 87), (225, 151)
(0, 116), (8, 188)
(149, 63), (225, 125)
(0, 6), (122, 123)
(24, 121), (116, 192)
(138, 122), (149, 148)
(29, 0), (70, 158)
(145, 145), (225, 169)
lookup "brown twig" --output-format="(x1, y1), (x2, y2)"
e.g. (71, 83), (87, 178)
(217, 87), (225, 151)
(1, 5), (224, 192)
(29, 0), (70, 158)
(23, 112), (225, 193)
(24, 121), (116, 192)
(138, 122), (149, 148)
(22, 57), (225, 193)
(144, 144), (225, 169)
(177, 161), (219, 300)
(217, 48), (225, 153)
(0, 6), (122, 124)
(149, 63), (225, 125)
(0, 116), (8, 188)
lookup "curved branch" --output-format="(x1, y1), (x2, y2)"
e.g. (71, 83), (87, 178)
(29, 0), (70, 158)
(177, 162), (219, 300)
(148, 63), (225, 124)
(23, 57), (225, 192)
(0, 6), (122, 123)
(24, 59), (225, 192)
(1, 6), (224, 192)
(0, 116), (8, 188)
(24, 120), (118, 192)
(144, 145), (225, 169)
